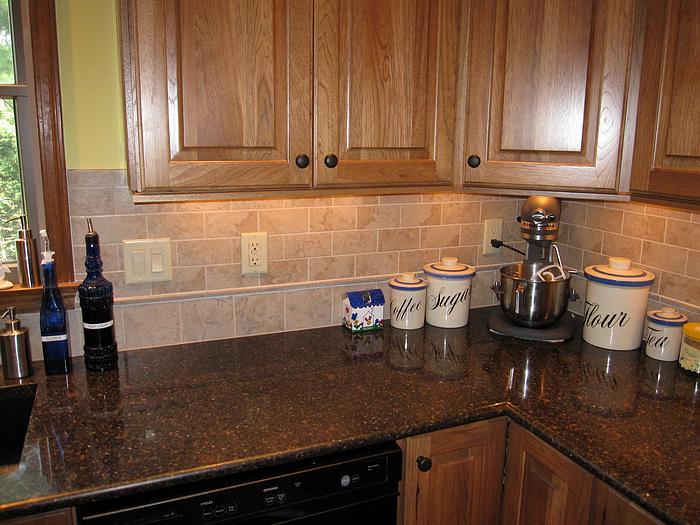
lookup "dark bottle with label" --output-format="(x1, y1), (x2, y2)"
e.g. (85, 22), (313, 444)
(39, 230), (72, 375)
(79, 219), (118, 372)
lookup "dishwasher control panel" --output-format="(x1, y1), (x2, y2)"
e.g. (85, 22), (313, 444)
(192, 455), (389, 523)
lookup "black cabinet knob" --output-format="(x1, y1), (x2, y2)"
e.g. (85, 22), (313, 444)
(324, 154), (339, 168)
(467, 155), (481, 168)
(295, 154), (310, 169)
(416, 456), (432, 472)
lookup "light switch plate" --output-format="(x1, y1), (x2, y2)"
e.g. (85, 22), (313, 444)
(123, 238), (173, 283)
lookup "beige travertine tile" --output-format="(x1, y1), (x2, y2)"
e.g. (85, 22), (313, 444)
(123, 301), (181, 348)
(113, 186), (169, 214)
(69, 186), (115, 216)
(204, 211), (257, 238)
(71, 215), (147, 244)
(585, 206), (622, 233)
(687, 251), (700, 278)
(310, 206), (356, 231)
(568, 225), (603, 252)
(477, 248), (514, 266)
(442, 202), (480, 224)
(561, 200), (587, 224)
(235, 292), (285, 336)
(357, 205), (401, 229)
(205, 264), (259, 290)
(622, 212), (666, 242)
(309, 255), (355, 280)
(73, 243), (120, 273)
(259, 259), (308, 285)
(582, 250), (607, 269)
(420, 225), (460, 248)
(440, 246), (478, 265)
(284, 197), (333, 208)
(635, 262), (660, 293)
(692, 213), (700, 223)
(152, 266), (205, 295)
(641, 241), (687, 274)
(68, 307), (85, 356)
(175, 201), (231, 212)
(104, 271), (151, 298)
(460, 223), (484, 245)
(378, 228), (420, 252)
(481, 200), (517, 221)
(380, 194), (421, 204)
(398, 249), (440, 272)
(268, 235), (284, 260)
(601, 232), (642, 261)
(176, 239), (232, 266)
(332, 230), (377, 255)
(285, 288), (333, 329)
(400, 203), (441, 227)
(470, 270), (498, 308)
(422, 193), (462, 202)
(180, 297), (235, 342)
(148, 213), (204, 239)
(68, 169), (127, 188)
(259, 208), (308, 234)
(355, 252), (398, 276)
(332, 196), (378, 205)
(229, 199), (280, 210)
(659, 272), (700, 305)
(645, 203), (691, 220)
(665, 219), (700, 251)
(557, 223), (571, 244)
(284, 233), (332, 259)
(605, 200), (646, 213)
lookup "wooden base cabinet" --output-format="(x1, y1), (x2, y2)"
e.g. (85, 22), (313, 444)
(398, 418), (507, 525)
(1, 509), (75, 525)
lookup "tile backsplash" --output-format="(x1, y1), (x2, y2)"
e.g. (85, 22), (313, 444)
(18, 169), (700, 356)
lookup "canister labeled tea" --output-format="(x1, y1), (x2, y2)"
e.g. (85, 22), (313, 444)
(423, 257), (476, 328)
(583, 257), (655, 351)
(645, 307), (687, 361)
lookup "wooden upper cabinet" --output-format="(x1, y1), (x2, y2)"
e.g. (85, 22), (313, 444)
(314, 0), (460, 188)
(120, 0), (313, 194)
(502, 423), (593, 525)
(630, 0), (700, 206)
(400, 418), (507, 525)
(460, 0), (636, 193)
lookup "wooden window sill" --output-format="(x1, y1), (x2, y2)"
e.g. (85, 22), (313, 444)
(0, 282), (79, 314)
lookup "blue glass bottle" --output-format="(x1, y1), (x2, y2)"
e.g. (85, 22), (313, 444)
(39, 231), (72, 375)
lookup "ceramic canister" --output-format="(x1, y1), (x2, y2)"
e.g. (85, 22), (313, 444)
(645, 307), (687, 361)
(388, 273), (428, 330)
(423, 257), (476, 328)
(583, 257), (655, 351)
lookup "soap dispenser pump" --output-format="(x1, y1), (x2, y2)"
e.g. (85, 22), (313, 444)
(0, 306), (33, 379)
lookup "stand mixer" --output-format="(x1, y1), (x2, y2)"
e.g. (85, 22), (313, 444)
(488, 196), (578, 343)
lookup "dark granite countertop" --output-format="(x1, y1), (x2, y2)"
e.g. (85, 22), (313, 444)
(0, 307), (698, 524)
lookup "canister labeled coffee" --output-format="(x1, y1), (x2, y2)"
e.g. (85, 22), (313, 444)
(388, 273), (427, 330)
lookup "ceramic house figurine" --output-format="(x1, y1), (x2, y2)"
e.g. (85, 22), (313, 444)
(342, 289), (385, 332)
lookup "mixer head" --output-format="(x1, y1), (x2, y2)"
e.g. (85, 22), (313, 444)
(519, 196), (561, 244)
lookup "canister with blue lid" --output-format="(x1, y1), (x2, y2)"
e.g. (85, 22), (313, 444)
(645, 307), (687, 361)
(422, 257), (476, 328)
(388, 273), (428, 330)
(583, 257), (655, 350)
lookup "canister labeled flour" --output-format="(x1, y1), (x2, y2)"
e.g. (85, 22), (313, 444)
(422, 257), (476, 328)
(645, 307), (687, 361)
(388, 273), (427, 330)
(583, 257), (655, 351)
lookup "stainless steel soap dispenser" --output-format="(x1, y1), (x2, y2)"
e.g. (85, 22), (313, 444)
(0, 306), (33, 379)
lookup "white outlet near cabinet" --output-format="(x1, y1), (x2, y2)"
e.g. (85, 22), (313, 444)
(482, 219), (503, 255)
(241, 232), (268, 274)
(123, 238), (172, 283)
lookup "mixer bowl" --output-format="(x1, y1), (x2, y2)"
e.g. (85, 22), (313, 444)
(493, 262), (572, 328)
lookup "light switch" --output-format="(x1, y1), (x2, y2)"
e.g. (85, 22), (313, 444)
(123, 238), (172, 284)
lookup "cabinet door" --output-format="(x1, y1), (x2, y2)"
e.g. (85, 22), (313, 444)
(120, 0), (313, 194)
(460, 0), (635, 192)
(314, 0), (461, 188)
(2, 508), (75, 525)
(502, 424), (593, 525)
(400, 418), (507, 525)
(630, 0), (700, 205)
(589, 479), (663, 525)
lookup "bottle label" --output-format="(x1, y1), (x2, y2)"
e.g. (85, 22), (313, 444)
(41, 334), (68, 342)
(83, 320), (114, 330)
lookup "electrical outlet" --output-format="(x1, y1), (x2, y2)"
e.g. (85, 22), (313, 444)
(482, 219), (503, 255)
(241, 232), (268, 274)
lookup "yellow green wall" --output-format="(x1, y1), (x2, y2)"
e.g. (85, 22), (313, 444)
(56, 0), (125, 169)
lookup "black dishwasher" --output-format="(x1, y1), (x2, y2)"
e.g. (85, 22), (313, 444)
(78, 441), (402, 524)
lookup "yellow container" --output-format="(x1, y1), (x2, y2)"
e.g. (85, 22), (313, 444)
(679, 323), (700, 375)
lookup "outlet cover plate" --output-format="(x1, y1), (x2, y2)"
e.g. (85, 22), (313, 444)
(483, 219), (503, 255)
(123, 238), (173, 283)
(241, 232), (268, 274)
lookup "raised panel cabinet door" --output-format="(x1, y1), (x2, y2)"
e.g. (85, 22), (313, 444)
(460, 0), (636, 192)
(589, 479), (663, 525)
(2, 508), (75, 524)
(314, 0), (461, 188)
(120, 0), (313, 194)
(501, 424), (593, 525)
(400, 418), (507, 525)
(630, 0), (700, 204)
